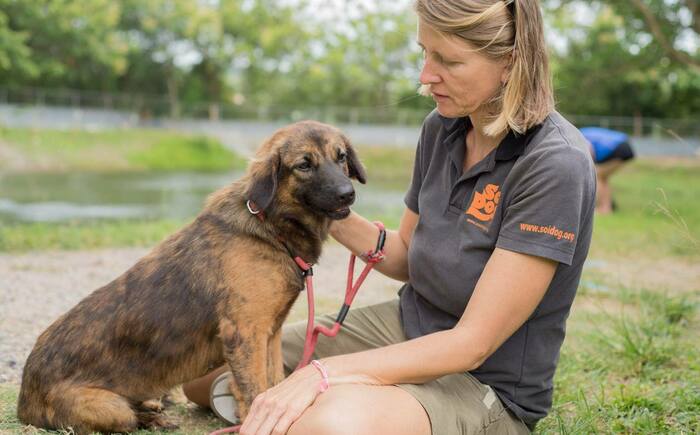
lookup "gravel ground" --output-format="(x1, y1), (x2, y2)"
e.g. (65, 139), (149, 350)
(0, 244), (401, 385)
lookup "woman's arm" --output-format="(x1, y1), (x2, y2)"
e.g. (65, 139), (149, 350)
(330, 208), (418, 282)
(323, 248), (557, 385)
(238, 248), (557, 435)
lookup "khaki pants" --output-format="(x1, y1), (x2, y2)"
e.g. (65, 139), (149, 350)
(282, 299), (530, 435)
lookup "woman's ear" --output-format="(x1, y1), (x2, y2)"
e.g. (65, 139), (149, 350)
(501, 50), (516, 85)
(247, 152), (280, 211)
(343, 137), (367, 184)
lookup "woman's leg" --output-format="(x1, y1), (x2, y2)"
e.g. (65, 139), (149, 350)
(287, 374), (528, 435)
(182, 300), (405, 408)
(595, 159), (624, 214)
(282, 300), (406, 374)
(288, 384), (430, 435)
(185, 300), (528, 434)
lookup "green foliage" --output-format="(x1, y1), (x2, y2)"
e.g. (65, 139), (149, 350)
(547, 2), (700, 119)
(1, 0), (697, 120)
(0, 10), (36, 80)
(0, 0), (127, 88)
(265, 1), (426, 110)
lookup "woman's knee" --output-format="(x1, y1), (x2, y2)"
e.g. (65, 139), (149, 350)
(287, 390), (360, 435)
(288, 385), (429, 435)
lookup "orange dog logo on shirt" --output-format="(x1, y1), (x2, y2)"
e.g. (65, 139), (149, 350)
(466, 184), (501, 223)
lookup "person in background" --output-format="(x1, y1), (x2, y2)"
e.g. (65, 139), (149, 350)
(580, 126), (636, 214)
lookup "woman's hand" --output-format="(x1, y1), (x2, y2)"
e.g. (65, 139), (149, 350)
(238, 365), (322, 435)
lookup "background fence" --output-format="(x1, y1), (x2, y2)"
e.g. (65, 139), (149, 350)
(1, 86), (698, 157)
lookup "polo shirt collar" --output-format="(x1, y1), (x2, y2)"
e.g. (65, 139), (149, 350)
(495, 123), (543, 161)
(438, 113), (543, 163)
(439, 114), (469, 174)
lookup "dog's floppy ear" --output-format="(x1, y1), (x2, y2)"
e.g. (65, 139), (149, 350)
(247, 152), (281, 211)
(343, 137), (367, 184)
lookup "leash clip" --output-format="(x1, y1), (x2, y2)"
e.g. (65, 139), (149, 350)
(294, 256), (313, 278)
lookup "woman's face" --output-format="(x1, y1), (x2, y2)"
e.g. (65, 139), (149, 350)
(417, 19), (510, 119)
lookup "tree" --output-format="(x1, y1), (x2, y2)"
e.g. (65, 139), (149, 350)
(118, 0), (202, 117)
(545, 1), (700, 119)
(0, 0), (127, 90)
(218, 0), (310, 111)
(618, 0), (699, 73)
(548, 0), (699, 72)
(264, 1), (424, 114)
(0, 9), (37, 85)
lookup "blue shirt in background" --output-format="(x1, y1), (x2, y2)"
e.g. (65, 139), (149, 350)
(580, 127), (629, 163)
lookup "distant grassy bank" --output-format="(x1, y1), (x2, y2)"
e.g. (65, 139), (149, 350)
(2, 157), (699, 257)
(0, 126), (246, 172)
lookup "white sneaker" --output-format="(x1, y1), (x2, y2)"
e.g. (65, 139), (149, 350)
(209, 371), (240, 425)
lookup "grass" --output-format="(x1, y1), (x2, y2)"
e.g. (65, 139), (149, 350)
(1, 150), (699, 433)
(0, 126), (246, 172)
(356, 145), (416, 188)
(0, 384), (224, 434)
(0, 219), (185, 252)
(590, 158), (700, 259)
(537, 289), (700, 433)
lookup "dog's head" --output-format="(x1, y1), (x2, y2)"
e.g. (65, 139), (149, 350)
(246, 120), (366, 220)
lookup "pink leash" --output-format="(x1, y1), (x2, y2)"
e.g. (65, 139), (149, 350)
(209, 222), (386, 435)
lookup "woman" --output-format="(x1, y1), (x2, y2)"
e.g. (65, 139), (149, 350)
(185, 1), (595, 434)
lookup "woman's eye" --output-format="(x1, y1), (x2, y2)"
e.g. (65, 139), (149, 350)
(296, 161), (312, 171)
(338, 152), (347, 163)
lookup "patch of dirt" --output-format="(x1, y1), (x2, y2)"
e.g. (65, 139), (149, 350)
(584, 256), (700, 295)
(637, 156), (700, 168)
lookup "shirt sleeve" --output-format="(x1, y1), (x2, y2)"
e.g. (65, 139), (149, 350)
(496, 145), (595, 265)
(403, 124), (427, 214)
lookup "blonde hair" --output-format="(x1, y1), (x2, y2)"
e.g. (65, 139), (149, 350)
(415, 0), (554, 136)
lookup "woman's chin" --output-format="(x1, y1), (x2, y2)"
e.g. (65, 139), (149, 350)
(435, 104), (464, 119)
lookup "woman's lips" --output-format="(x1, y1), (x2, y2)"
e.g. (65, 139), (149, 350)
(431, 92), (450, 102)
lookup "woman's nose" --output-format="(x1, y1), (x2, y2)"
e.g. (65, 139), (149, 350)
(419, 59), (441, 85)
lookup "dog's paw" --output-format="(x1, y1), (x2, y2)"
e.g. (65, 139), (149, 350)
(139, 399), (164, 413)
(136, 411), (179, 431)
(160, 392), (178, 409)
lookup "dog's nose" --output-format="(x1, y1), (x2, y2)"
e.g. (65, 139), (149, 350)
(336, 184), (355, 204)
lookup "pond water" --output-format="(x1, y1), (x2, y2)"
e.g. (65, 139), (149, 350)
(0, 171), (406, 223)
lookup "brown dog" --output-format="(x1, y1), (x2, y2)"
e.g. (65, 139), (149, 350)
(17, 120), (366, 434)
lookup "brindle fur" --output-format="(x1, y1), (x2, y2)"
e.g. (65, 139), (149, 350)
(17, 120), (366, 434)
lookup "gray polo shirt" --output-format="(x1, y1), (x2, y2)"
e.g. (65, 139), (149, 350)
(400, 110), (595, 429)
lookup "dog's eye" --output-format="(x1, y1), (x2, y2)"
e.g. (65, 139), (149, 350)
(338, 152), (347, 163)
(296, 161), (312, 172)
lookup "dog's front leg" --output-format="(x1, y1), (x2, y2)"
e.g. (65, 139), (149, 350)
(267, 329), (285, 387)
(218, 318), (269, 420)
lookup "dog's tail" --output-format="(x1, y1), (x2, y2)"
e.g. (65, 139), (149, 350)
(19, 382), (138, 434)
